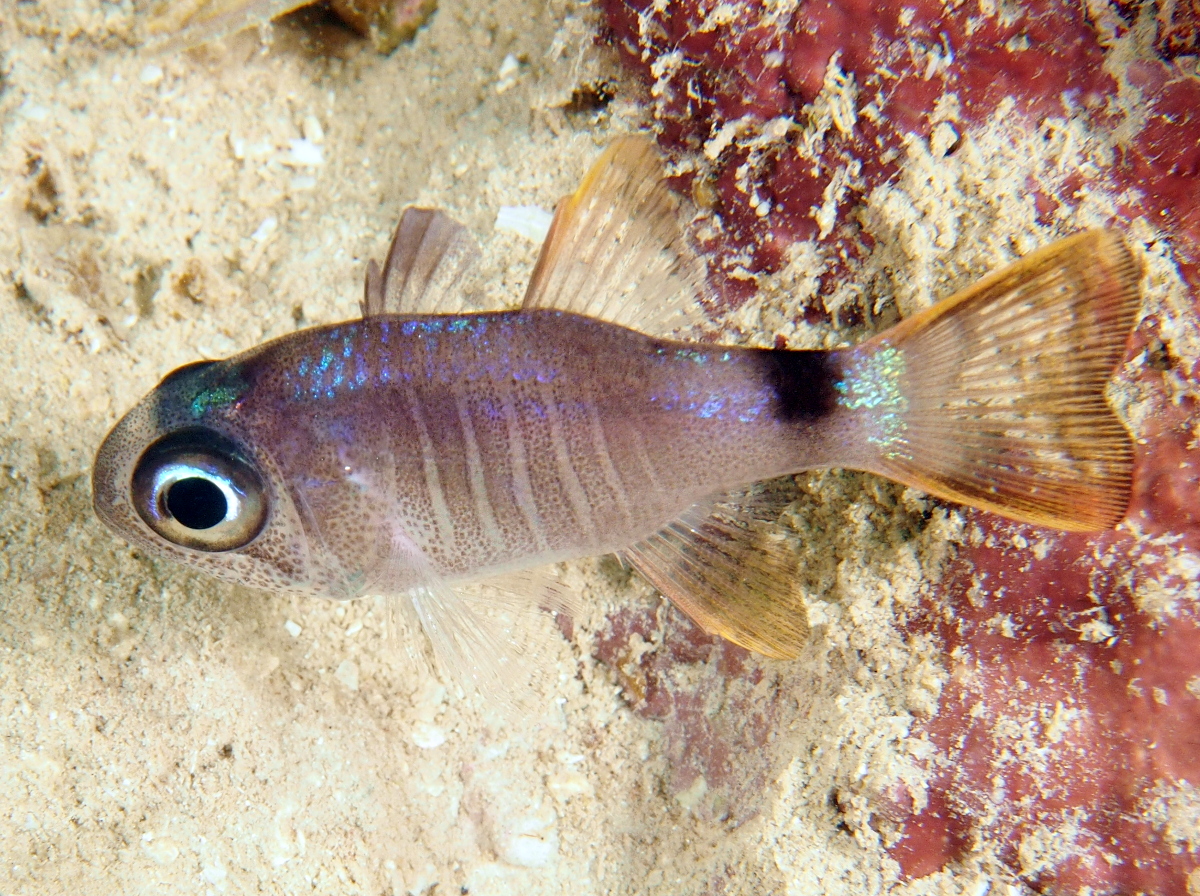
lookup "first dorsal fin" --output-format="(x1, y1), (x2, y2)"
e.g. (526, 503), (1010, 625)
(621, 480), (810, 660)
(362, 206), (484, 318)
(522, 135), (708, 335)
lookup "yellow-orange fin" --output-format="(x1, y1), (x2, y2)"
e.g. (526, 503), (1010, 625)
(522, 135), (707, 335)
(843, 230), (1141, 532)
(622, 480), (809, 660)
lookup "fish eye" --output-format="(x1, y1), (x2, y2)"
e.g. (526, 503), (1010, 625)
(131, 428), (267, 552)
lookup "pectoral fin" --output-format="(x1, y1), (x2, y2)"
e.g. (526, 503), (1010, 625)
(621, 480), (810, 660)
(377, 527), (576, 718)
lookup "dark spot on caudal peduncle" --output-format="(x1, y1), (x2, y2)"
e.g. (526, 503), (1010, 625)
(759, 349), (840, 422)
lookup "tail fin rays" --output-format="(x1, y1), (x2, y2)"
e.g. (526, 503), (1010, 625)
(852, 230), (1140, 532)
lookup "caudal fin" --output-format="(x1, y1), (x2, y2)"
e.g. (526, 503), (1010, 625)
(841, 230), (1140, 532)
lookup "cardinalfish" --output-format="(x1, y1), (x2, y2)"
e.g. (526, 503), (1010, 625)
(93, 136), (1140, 695)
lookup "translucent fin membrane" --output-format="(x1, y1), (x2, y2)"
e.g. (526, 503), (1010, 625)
(522, 135), (707, 335)
(144, 0), (308, 52)
(622, 480), (810, 660)
(852, 230), (1141, 532)
(362, 207), (484, 317)
(379, 528), (577, 721)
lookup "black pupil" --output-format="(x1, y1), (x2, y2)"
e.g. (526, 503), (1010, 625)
(166, 478), (228, 530)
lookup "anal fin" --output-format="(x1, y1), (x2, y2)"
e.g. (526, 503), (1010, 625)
(621, 480), (810, 660)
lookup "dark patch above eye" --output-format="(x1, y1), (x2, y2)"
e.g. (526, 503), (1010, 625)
(159, 359), (218, 389)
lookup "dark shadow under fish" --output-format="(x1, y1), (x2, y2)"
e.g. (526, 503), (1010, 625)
(92, 136), (1141, 697)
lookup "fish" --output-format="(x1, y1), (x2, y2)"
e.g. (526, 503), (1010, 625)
(92, 135), (1141, 694)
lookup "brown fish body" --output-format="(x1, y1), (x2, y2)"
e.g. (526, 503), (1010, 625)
(126, 309), (861, 599)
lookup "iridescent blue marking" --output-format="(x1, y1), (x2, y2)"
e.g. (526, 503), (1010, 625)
(328, 348), (345, 399)
(835, 344), (908, 455)
(698, 395), (725, 419)
(402, 319), (446, 337)
(737, 396), (769, 423)
(313, 346), (335, 400)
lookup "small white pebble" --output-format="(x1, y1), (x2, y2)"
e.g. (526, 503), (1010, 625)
(251, 216), (277, 243)
(1078, 618), (1114, 643)
(345, 620), (363, 637)
(761, 116), (792, 141)
(201, 860), (227, 884)
(302, 114), (324, 144)
(283, 620), (302, 638)
(497, 811), (559, 868)
(139, 64), (164, 86)
(930, 120), (961, 157)
(498, 54), (520, 79)
(142, 835), (179, 865)
(495, 205), (553, 243)
(335, 660), (359, 691)
(284, 138), (324, 168)
(495, 53), (521, 93)
(411, 722), (446, 749)
(547, 769), (592, 801)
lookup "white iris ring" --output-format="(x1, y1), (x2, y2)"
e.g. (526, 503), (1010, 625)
(153, 461), (244, 528)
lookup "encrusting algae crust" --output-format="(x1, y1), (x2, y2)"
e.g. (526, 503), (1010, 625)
(0, 4), (1197, 896)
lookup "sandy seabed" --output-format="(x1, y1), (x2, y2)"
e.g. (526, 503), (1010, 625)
(2, 2), (1185, 895)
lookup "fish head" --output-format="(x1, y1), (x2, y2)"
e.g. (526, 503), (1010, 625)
(92, 357), (327, 597)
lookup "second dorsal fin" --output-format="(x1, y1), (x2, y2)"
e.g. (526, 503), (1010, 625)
(521, 135), (708, 334)
(362, 206), (484, 317)
(621, 479), (811, 660)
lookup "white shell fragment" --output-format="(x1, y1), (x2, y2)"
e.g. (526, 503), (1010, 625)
(283, 138), (324, 168)
(334, 659), (359, 691)
(494, 205), (553, 243)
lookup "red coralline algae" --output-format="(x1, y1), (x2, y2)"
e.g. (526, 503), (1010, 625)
(886, 343), (1200, 894)
(600, 0), (1200, 298)
(596, 0), (1200, 892)
(593, 605), (780, 828)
